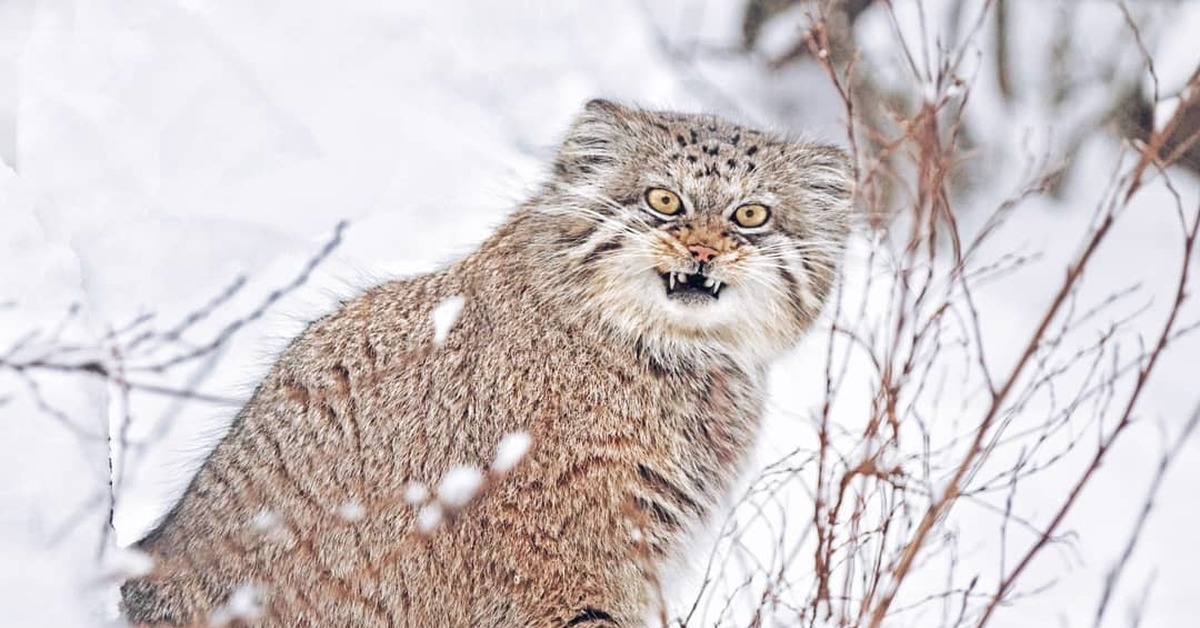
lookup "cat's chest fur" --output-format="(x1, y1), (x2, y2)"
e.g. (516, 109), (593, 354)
(363, 286), (765, 484)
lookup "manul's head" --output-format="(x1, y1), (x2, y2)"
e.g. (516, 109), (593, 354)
(536, 99), (854, 365)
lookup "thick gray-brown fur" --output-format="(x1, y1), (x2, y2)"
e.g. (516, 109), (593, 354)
(121, 99), (854, 627)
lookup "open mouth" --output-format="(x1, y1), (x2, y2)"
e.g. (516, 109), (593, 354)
(662, 270), (723, 300)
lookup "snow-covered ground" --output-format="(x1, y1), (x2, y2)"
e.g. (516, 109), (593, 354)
(1, 1), (1197, 626)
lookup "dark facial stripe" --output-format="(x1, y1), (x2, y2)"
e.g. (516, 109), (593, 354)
(579, 234), (624, 267)
(789, 239), (823, 279)
(590, 201), (619, 217)
(777, 265), (809, 315)
(633, 495), (680, 529)
(800, 255), (817, 279)
(557, 222), (599, 248)
(636, 464), (703, 515)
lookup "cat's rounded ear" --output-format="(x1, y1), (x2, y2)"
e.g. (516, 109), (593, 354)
(553, 99), (635, 181)
(582, 98), (628, 118)
(799, 144), (856, 210)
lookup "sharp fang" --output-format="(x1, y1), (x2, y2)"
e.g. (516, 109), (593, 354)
(668, 274), (676, 291)
(712, 280), (722, 293)
(703, 277), (715, 288)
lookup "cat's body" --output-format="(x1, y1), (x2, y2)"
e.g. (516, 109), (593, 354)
(121, 100), (853, 627)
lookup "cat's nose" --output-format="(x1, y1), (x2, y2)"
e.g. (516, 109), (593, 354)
(687, 244), (720, 263)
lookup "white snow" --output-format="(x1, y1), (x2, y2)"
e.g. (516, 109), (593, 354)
(0, 534), (93, 627)
(436, 466), (485, 510)
(403, 482), (430, 506)
(336, 500), (365, 522)
(249, 508), (282, 534)
(492, 431), (532, 473)
(102, 546), (155, 580)
(208, 583), (265, 627)
(415, 503), (444, 535)
(431, 295), (466, 346)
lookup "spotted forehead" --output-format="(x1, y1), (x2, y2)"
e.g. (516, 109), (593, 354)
(640, 113), (782, 184)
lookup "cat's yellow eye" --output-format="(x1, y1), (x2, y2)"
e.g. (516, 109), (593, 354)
(645, 188), (682, 216)
(733, 204), (771, 228)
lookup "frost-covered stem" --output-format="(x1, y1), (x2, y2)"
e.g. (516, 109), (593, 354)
(137, 220), (347, 373)
(866, 179), (1117, 628)
(99, 339), (132, 560)
(974, 182), (1200, 627)
(1092, 402), (1200, 627)
(863, 50), (1200, 628)
(992, 0), (1014, 103)
(0, 221), (348, 410)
